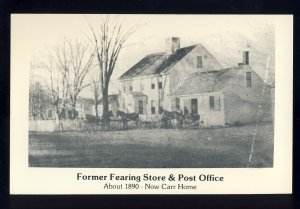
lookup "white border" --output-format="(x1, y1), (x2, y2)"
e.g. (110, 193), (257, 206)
(10, 15), (293, 194)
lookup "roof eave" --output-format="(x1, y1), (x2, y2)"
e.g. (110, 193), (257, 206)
(169, 91), (224, 97)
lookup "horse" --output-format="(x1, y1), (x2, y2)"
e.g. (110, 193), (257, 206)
(68, 110), (78, 120)
(59, 109), (78, 120)
(85, 114), (101, 124)
(116, 110), (139, 130)
(188, 112), (200, 123)
(161, 109), (184, 129)
(102, 111), (113, 130)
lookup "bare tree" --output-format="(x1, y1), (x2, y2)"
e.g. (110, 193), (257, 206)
(47, 39), (95, 119)
(36, 38), (95, 120)
(36, 53), (62, 120)
(29, 64), (49, 120)
(87, 15), (138, 120)
(64, 39), (95, 119)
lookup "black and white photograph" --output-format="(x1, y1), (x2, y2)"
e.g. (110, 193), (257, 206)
(10, 14), (292, 194)
(26, 14), (274, 168)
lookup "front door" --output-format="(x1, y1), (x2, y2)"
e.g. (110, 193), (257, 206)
(191, 99), (198, 114)
(138, 100), (143, 114)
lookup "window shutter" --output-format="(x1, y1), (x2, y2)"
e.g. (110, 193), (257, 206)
(214, 96), (220, 111)
(175, 98), (180, 110)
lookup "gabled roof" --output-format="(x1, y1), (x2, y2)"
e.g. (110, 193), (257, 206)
(172, 67), (243, 96)
(97, 94), (119, 105)
(119, 45), (197, 80)
(198, 31), (275, 84)
(56, 97), (94, 105)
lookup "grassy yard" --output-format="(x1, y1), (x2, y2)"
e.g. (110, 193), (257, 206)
(29, 122), (273, 168)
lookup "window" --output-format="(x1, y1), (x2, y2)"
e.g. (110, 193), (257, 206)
(151, 100), (156, 115)
(48, 109), (52, 118)
(175, 98), (180, 110)
(246, 72), (252, 87)
(130, 85), (133, 91)
(123, 85), (126, 92)
(197, 56), (203, 68)
(151, 83), (155, 89)
(158, 81), (163, 89)
(209, 96), (220, 111)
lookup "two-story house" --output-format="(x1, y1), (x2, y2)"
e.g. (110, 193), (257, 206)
(118, 37), (272, 126)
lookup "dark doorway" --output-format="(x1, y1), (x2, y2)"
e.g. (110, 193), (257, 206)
(138, 100), (143, 114)
(191, 99), (198, 114)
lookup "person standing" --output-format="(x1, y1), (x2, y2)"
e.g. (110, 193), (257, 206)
(184, 106), (189, 121)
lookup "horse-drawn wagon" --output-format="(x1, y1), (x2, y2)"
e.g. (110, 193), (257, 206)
(82, 109), (202, 132)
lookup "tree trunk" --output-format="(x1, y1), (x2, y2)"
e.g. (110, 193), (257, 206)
(52, 98), (60, 121)
(54, 103), (62, 131)
(95, 101), (99, 117)
(59, 103), (66, 119)
(55, 105), (60, 121)
(102, 87), (109, 117)
(102, 51), (109, 117)
(71, 98), (77, 120)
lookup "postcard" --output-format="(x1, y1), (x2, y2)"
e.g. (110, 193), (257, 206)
(10, 14), (292, 194)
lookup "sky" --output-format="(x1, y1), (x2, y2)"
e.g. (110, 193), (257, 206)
(12, 14), (275, 98)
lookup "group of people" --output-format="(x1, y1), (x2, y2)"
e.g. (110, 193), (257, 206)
(160, 106), (200, 129)
(175, 106), (200, 123)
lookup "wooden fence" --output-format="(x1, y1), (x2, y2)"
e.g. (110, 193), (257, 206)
(29, 119), (129, 132)
(29, 120), (57, 132)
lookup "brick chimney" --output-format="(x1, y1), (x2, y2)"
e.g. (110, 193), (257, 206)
(165, 37), (180, 55)
(243, 51), (249, 65)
